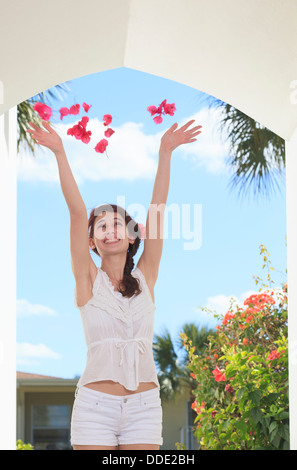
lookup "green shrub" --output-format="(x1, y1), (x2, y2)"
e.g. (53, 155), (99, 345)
(16, 439), (34, 450)
(181, 245), (289, 450)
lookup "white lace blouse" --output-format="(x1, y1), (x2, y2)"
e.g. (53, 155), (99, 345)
(74, 266), (160, 392)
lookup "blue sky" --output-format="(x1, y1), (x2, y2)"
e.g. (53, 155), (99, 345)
(16, 67), (287, 379)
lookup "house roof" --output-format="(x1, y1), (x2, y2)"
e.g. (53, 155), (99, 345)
(0, 0), (297, 140)
(16, 371), (78, 387)
(16, 371), (63, 380)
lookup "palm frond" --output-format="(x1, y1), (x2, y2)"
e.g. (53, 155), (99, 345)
(153, 323), (215, 403)
(204, 96), (286, 202)
(17, 81), (73, 156)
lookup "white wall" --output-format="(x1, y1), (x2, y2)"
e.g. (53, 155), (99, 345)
(286, 128), (297, 451)
(0, 107), (17, 450)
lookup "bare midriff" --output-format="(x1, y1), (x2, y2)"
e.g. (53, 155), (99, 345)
(84, 380), (158, 396)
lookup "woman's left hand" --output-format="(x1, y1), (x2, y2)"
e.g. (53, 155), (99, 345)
(160, 119), (202, 153)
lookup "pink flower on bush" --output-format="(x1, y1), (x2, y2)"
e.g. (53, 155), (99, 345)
(192, 401), (206, 415)
(267, 349), (285, 368)
(212, 366), (226, 382)
(244, 292), (275, 307)
(222, 311), (236, 325)
(267, 350), (281, 361)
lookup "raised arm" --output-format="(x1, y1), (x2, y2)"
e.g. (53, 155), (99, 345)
(137, 120), (202, 285)
(27, 121), (86, 215)
(26, 121), (93, 278)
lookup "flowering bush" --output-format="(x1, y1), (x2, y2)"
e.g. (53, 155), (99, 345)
(181, 245), (289, 450)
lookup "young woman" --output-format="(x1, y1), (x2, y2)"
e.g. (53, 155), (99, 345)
(26, 117), (202, 450)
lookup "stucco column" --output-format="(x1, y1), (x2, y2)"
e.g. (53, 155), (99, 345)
(286, 126), (297, 451)
(0, 106), (17, 450)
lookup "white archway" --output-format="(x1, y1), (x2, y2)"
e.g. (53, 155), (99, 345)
(1, 0), (297, 450)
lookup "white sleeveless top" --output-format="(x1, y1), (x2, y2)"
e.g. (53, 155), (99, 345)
(74, 266), (160, 392)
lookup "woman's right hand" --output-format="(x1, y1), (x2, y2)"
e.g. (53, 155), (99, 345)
(26, 121), (64, 154)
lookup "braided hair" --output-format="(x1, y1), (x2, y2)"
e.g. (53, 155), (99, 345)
(88, 204), (142, 298)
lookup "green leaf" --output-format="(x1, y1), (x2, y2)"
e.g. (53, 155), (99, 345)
(265, 393), (279, 405)
(247, 355), (262, 363)
(278, 424), (290, 442)
(226, 366), (237, 379)
(234, 420), (248, 435)
(269, 421), (278, 434)
(236, 387), (247, 401)
(248, 389), (262, 405)
(250, 407), (263, 425)
(276, 411), (289, 421)
(271, 431), (281, 448)
(221, 419), (231, 431)
(282, 439), (290, 450)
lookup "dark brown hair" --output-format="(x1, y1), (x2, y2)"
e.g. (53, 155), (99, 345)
(88, 204), (142, 298)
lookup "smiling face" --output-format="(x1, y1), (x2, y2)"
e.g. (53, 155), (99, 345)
(90, 210), (135, 254)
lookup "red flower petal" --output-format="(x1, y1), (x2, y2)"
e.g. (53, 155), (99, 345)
(69, 104), (80, 115)
(103, 114), (112, 126)
(104, 128), (115, 138)
(33, 102), (52, 121)
(82, 103), (92, 113)
(164, 102), (176, 116)
(78, 116), (89, 129)
(153, 115), (163, 124)
(81, 130), (92, 144)
(147, 105), (158, 116)
(94, 139), (109, 153)
(59, 107), (70, 120)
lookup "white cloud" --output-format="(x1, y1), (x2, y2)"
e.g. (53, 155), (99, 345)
(16, 342), (60, 360)
(17, 118), (160, 184)
(17, 299), (57, 318)
(17, 107), (231, 183)
(176, 106), (232, 174)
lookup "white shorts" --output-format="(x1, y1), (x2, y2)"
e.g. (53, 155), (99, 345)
(70, 385), (163, 447)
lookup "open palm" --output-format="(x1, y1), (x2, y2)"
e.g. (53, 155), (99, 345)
(26, 121), (63, 153)
(161, 119), (202, 153)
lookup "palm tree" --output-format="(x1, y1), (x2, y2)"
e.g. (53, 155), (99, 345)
(17, 82), (73, 156)
(153, 323), (215, 403)
(199, 95), (286, 202)
(153, 328), (184, 402)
